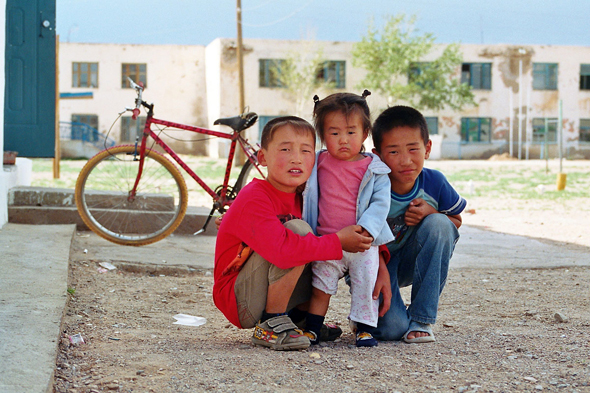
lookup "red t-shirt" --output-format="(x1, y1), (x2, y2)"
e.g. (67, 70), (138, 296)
(213, 179), (343, 328)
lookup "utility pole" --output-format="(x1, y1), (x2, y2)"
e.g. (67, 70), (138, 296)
(236, 0), (246, 164)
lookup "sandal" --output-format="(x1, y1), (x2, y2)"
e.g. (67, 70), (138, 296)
(252, 315), (310, 350)
(402, 320), (435, 344)
(295, 319), (342, 342)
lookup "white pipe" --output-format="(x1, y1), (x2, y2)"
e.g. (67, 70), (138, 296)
(509, 88), (513, 157)
(518, 57), (523, 160)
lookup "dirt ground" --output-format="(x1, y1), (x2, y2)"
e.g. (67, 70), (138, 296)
(53, 161), (590, 393)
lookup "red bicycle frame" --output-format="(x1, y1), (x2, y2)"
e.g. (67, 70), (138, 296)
(129, 103), (262, 210)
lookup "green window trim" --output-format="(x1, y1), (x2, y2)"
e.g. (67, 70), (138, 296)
(461, 117), (491, 142)
(532, 118), (558, 143)
(317, 60), (346, 88)
(580, 64), (590, 90)
(425, 117), (438, 135)
(579, 119), (590, 142)
(533, 63), (558, 90)
(259, 59), (286, 88)
(461, 63), (491, 90)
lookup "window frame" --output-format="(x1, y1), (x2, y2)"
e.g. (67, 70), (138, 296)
(532, 63), (558, 90)
(72, 62), (98, 88)
(580, 64), (590, 91)
(579, 119), (590, 142)
(532, 118), (558, 143)
(425, 117), (438, 135)
(460, 117), (492, 143)
(121, 63), (147, 88)
(317, 60), (346, 89)
(461, 63), (491, 90)
(259, 59), (286, 88)
(121, 116), (147, 142)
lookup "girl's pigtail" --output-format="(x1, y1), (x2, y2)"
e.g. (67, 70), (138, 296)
(313, 94), (320, 109)
(361, 89), (371, 99)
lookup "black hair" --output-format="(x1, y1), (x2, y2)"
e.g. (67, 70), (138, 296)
(312, 91), (371, 145)
(260, 116), (316, 150)
(372, 105), (429, 153)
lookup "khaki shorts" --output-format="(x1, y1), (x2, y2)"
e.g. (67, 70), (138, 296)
(234, 219), (313, 328)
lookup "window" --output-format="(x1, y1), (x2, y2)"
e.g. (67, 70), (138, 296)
(317, 61), (346, 88)
(72, 62), (98, 88)
(425, 117), (438, 135)
(533, 63), (558, 90)
(461, 63), (491, 90)
(408, 62), (430, 85)
(121, 116), (146, 142)
(461, 118), (491, 142)
(532, 118), (557, 142)
(71, 114), (99, 142)
(580, 65), (590, 90)
(259, 59), (286, 88)
(258, 116), (280, 141)
(122, 63), (147, 88)
(579, 119), (590, 142)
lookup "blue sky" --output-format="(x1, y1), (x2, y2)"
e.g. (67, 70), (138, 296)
(57, 0), (590, 47)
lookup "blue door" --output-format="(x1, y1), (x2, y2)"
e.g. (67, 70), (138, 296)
(4, 0), (56, 157)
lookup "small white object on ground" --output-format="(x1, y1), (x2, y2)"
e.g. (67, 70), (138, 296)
(99, 262), (117, 270)
(173, 314), (207, 327)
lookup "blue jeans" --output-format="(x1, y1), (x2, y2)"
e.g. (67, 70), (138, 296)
(368, 214), (459, 341)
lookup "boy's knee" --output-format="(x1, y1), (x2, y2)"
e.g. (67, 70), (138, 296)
(419, 214), (459, 241)
(284, 219), (313, 235)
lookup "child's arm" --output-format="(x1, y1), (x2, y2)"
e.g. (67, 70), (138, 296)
(336, 225), (374, 253)
(356, 172), (391, 240)
(372, 251), (392, 317)
(404, 198), (462, 229)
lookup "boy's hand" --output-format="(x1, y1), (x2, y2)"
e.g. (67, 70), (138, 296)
(404, 198), (437, 226)
(214, 215), (224, 230)
(336, 225), (373, 253)
(373, 253), (391, 317)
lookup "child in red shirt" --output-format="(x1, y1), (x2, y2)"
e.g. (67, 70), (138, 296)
(213, 116), (373, 351)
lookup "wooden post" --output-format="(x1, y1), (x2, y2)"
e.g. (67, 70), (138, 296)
(235, 0), (246, 164)
(53, 35), (60, 179)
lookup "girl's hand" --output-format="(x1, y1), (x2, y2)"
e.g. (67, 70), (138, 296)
(404, 198), (437, 226)
(336, 225), (373, 253)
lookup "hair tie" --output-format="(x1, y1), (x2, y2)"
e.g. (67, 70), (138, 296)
(313, 94), (320, 108)
(361, 90), (371, 99)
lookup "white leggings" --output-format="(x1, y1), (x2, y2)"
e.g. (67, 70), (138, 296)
(312, 246), (379, 327)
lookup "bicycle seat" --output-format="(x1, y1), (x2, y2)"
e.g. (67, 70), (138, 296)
(214, 112), (258, 132)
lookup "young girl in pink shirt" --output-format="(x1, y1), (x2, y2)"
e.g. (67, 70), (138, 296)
(302, 92), (394, 347)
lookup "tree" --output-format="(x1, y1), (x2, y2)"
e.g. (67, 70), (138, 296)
(352, 14), (475, 111)
(276, 45), (335, 118)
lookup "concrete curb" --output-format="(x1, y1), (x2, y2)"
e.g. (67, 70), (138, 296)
(0, 224), (75, 393)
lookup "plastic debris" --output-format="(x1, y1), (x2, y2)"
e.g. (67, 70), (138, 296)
(97, 268), (108, 273)
(172, 314), (207, 327)
(69, 333), (85, 345)
(99, 262), (117, 270)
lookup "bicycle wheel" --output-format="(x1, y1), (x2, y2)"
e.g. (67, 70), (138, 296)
(75, 145), (188, 246)
(234, 155), (267, 193)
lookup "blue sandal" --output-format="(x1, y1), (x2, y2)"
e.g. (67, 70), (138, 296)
(403, 321), (435, 343)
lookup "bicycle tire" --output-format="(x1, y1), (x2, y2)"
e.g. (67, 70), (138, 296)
(234, 154), (266, 193)
(75, 145), (188, 246)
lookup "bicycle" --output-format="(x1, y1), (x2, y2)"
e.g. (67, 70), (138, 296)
(75, 78), (264, 246)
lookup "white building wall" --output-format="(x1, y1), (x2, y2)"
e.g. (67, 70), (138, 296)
(59, 43), (208, 155)
(59, 40), (590, 160)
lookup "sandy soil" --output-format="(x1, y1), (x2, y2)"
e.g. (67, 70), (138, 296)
(53, 159), (590, 393)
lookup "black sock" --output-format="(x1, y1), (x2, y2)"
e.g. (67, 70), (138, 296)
(288, 307), (307, 324)
(305, 313), (325, 338)
(356, 322), (372, 334)
(260, 311), (287, 323)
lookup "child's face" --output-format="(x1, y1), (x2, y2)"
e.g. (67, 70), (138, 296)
(373, 126), (432, 195)
(258, 124), (315, 193)
(323, 111), (367, 161)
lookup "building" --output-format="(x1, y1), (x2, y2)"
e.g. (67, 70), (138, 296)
(58, 39), (590, 160)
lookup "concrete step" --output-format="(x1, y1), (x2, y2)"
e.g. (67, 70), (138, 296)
(8, 186), (218, 236)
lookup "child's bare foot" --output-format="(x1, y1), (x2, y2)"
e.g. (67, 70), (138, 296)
(403, 321), (435, 343)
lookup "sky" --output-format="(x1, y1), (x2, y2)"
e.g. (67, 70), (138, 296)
(56, 0), (590, 47)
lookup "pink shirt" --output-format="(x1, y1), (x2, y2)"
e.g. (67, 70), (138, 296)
(316, 151), (371, 236)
